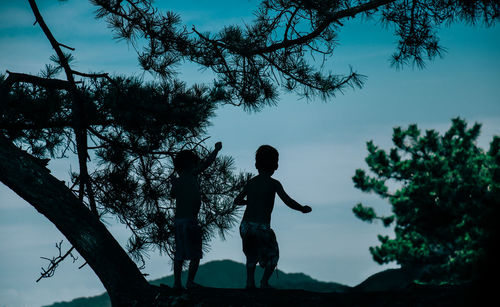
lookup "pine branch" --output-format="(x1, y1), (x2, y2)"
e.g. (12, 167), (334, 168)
(3, 71), (72, 91)
(28, 0), (98, 216)
(228, 0), (397, 55)
(36, 241), (77, 282)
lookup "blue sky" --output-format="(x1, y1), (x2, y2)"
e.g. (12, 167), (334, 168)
(1, 1), (499, 306)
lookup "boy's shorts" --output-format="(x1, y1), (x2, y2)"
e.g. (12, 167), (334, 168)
(174, 218), (202, 261)
(239, 220), (279, 268)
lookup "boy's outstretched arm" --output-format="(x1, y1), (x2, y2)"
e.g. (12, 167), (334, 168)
(195, 142), (222, 174)
(276, 181), (312, 213)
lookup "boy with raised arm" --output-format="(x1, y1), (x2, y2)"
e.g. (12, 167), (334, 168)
(171, 142), (222, 290)
(234, 145), (312, 289)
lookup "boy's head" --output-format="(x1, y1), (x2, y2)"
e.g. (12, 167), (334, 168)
(174, 150), (199, 174)
(255, 145), (279, 174)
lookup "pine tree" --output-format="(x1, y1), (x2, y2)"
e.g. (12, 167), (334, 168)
(353, 118), (499, 284)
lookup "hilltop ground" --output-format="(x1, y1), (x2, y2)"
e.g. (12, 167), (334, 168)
(152, 283), (479, 306)
(46, 260), (488, 306)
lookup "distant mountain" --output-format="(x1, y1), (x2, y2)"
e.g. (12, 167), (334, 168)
(43, 259), (350, 307)
(353, 268), (415, 292)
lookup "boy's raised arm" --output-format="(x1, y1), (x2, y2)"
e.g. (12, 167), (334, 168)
(195, 142), (222, 174)
(276, 181), (311, 213)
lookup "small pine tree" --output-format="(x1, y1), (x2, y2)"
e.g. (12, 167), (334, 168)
(353, 118), (499, 284)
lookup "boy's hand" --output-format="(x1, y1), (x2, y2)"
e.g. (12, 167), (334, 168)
(215, 142), (222, 151)
(301, 205), (312, 213)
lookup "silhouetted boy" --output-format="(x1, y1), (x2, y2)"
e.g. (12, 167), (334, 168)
(235, 145), (312, 289)
(171, 142), (222, 290)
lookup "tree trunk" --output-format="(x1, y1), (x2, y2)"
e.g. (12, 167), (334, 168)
(0, 137), (154, 306)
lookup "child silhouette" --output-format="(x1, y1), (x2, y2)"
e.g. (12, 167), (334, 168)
(235, 145), (312, 289)
(171, 142), (222, 290)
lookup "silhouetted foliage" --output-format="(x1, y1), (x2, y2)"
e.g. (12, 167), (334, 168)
(353, 118), (499, 284)
(1, 71), (249, 265)
(92, 0), (499, 108)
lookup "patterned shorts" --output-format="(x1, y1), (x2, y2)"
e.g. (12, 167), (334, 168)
(174, 218), (202, 261)
(239, 220), (279, 268)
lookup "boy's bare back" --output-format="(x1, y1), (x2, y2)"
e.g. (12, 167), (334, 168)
(172, 142), (222, 220)
(171, 174), (201, 220)
(241, 174), (278, 225)
(237, 173), (311, 225)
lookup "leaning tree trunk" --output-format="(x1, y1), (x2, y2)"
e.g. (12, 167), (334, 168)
(0, 137), (154, 306)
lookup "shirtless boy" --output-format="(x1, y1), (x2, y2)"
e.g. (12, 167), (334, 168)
(171, 142), (222, 289)
(234, 145), (312, 289)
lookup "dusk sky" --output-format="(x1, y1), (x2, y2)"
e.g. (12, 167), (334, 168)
(1, 1), (499, 306)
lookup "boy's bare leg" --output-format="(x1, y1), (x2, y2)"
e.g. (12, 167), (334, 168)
(174, 260), (184, 289)
(245, 262), (257, 289)
(260, 265), (276, 288)
(186, 259), (201, 289)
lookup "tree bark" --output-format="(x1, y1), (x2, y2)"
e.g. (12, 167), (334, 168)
(0, 137), (154, 306)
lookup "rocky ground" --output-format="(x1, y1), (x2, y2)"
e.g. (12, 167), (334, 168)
(152, 283), (478, 306)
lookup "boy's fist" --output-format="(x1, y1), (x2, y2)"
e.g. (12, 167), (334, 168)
(215, 142), (222, 151)
(302, 205), (312, 213)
